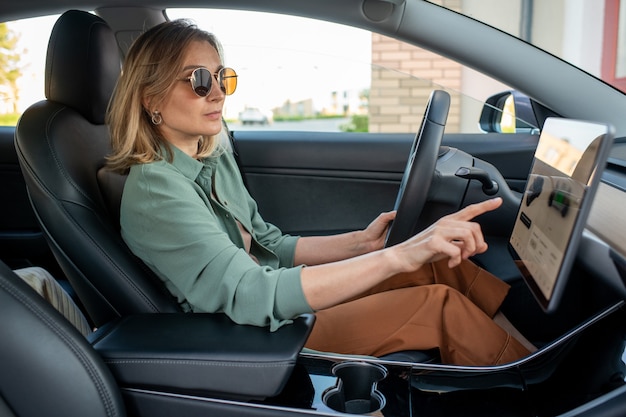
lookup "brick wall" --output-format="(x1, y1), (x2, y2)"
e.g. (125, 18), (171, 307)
(369, 33), (462, 134)
(369, 0), (462, 133)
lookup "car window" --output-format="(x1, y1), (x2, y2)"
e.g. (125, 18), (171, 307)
(167, 8), (516, 135)
(1, 15), (58, 127)
(1, 9), (519, 134)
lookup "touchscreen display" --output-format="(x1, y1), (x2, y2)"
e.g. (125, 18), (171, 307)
(509, 118), (613, 312)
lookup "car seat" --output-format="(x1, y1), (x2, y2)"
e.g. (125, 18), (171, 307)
(0, 260), (126, 417)
(14, 9), (180, 328)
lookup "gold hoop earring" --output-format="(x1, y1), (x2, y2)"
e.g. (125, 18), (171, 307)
(151, 111), (162, 125)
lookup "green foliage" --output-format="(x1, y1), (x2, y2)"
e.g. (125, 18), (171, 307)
(0, 112), (20, 126)
(0, 23), (24, 114)
(272, 115), (306, 122)
(272, 114), (346, 122)
(340, 115), (369, 132)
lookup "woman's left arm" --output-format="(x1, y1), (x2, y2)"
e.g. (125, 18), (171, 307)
(293, 211), (396, 266)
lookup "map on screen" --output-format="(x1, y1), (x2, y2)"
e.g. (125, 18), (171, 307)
(509, 117), (614, 312)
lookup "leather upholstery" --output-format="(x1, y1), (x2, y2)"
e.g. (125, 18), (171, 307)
(14, 9), (180, 328)
(90, 313), (315, 399)
(0, 260), (126, 417)
(45, 10), (119, 124)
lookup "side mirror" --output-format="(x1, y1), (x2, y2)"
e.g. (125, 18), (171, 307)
(479, 90), (540, 134)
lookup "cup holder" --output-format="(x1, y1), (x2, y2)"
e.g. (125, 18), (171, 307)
(322, 361), (388, 414)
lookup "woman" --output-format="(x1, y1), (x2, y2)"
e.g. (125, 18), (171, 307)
(106, 19), (533, 366)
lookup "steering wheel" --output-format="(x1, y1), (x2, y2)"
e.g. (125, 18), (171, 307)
(384, 90), (451, 247)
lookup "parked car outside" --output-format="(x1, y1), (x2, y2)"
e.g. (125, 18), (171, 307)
(238, 107), (271, 125)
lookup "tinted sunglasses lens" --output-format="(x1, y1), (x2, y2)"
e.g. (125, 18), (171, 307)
(190, 68), (212, 96)
(220, 68), (238, 95)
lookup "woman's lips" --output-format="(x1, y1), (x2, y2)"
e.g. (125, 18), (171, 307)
(205, 111), (222, 120)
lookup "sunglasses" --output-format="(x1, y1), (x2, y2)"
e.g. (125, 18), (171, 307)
(180, 67), (238, 97)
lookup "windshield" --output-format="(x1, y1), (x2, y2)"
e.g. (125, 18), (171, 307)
(429, 0), (626, 94)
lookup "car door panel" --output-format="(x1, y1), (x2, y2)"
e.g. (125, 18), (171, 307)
(232, 130), (537, 236)
(233, 132), (406, 236)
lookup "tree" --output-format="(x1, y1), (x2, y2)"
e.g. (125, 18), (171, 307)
(0, 23), (24, 114)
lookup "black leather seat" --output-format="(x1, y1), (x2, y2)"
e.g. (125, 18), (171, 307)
(0, 260), (126, 417)
(14, 9), (180, 328)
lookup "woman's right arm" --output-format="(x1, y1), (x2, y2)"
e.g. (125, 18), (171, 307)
(300, 197), (502, 311)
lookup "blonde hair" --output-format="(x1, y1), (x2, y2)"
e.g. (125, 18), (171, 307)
(106, 19), (224, 173)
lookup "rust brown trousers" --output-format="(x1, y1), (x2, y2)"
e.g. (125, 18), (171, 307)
(304, 259), (530, 366)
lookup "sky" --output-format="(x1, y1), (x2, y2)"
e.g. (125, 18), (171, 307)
(168, 9), (372, 117)
(7, 14), (59, 112)
(8, 9), (372, 117)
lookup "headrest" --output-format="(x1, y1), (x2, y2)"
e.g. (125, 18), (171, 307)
(45, 10), (121, 124)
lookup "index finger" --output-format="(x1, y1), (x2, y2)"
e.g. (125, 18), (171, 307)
(451, 197), (503, 222)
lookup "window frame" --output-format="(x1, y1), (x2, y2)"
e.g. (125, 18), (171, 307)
(602, 0), (626, 93)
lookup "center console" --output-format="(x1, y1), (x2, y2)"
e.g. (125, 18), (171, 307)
(90, 301), (625, 417)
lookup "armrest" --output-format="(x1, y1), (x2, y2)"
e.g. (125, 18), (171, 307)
(89, 313), (315, 399)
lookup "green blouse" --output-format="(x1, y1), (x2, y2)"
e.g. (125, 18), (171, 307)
(120, 145), (312, 331)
